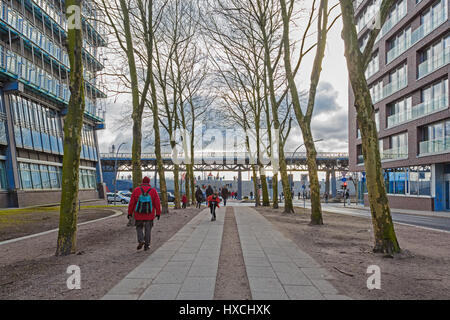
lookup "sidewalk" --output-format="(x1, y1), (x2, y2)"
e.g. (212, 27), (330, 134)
(103, 207), (224, 300)
(102, 206), (349, 300)
(293, 200), (450, 219)
(234, 207), (349, 300)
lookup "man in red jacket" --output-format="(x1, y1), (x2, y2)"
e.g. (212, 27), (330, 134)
(128, 176), (161, 251)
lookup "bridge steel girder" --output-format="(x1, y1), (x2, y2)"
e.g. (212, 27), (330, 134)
(101, 157), (349, 173)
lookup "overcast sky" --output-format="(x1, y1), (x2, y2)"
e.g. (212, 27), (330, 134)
(97, 1), (349, 156)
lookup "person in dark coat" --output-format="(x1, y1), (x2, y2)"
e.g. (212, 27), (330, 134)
(206, 185), (214, 198)
(195, 186), (203, 208)
(221, 186), (229, 206)
(128, 177), (161, 251)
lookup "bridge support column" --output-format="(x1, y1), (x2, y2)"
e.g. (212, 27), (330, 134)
(238, 169), (242, 200)
(331, 168), (337, 198)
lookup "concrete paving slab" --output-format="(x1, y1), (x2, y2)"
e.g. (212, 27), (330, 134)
(102, 207), (225, 300)
(234, 206), (347, 300)
(284, 285), (325, 300)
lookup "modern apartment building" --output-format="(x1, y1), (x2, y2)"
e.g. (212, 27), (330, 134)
(349, 0), (450, 211)
(0, 0), (107, 207)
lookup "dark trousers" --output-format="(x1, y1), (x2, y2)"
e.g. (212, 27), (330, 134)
(223, 198), (227, 206)
(196, 200), (201, 208)
(136, 220), (153, 245)
(209, 204), (217, 219)
(182, 202), (187, 209)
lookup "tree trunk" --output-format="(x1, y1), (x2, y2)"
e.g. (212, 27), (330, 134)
(340, 0), (400, 254)
(185, 166), (191, 206)
(251, 165), (260, 207)
(173, 163), (181, 209)
(56, 0), (85, 256)
(302, 125), (323, 224)
(278, 151), (294, 213)
(325, 168), (330, 195)
(153, 112), (168, 214)
(118, 0), (143, 188)
(189, 164), (195, 206)
(260, 170), (270, 206)
(272, 173), (279, 209)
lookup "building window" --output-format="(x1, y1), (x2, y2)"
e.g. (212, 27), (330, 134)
(375, 110), (379, 131)
(365, 52), (379, 79)
(419, 118), (450, 154)
(9, 94), (64, 155)
(382, 166), (432, 196)
(382, 132), (408, 160)
(418, 34), (449, 78)
(387, 96), (412, 127)
(30, 164), (42, 189)
(48, 165), (62, 189)
(0, 161), (7, 190)
(40, 165), (51, 189)
(408, 166), (432, 196)
(19, 163), (32, 189)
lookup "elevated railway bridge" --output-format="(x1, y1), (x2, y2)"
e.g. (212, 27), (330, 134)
(100, 152), (349, 198)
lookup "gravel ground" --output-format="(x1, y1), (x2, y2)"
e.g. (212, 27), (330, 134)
(214, 207), (252, 300)
(256, 207), (450, 300)
(0, 207), (201, 299)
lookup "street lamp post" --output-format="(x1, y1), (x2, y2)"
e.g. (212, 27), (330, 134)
(114, 142), (126, 205)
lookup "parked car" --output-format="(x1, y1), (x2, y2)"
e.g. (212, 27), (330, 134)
(158, 192), (175, 202)
(107, 192), (130, 204)
(118, 190), (132, 198)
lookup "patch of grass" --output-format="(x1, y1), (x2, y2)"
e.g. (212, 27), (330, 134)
(0, 206), (59, 216)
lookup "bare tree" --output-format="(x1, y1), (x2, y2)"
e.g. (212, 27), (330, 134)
(279, 0), (339, 224)
(56, 0), (86, 255)
(339, 0), (400, 254)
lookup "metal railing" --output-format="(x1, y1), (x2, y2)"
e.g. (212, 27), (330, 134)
(419, 138), (450, 155)
(387, 96), (448, 128)
(101, 151), (349, 160)
(386, 10), (447, 64)
(418, 47), (450, 79)
(381, 146), (408, 160)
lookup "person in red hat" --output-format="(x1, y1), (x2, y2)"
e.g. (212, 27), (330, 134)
(128, 176), (161, 251)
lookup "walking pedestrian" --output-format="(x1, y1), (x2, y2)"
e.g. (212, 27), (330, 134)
(250, 191), (253, 200)
(221, 186), (229, 206)
(206, 185), (213, 198)
(195, 186), (203, 208)
(181, 194), (187, 209)
(345, 189), (350, 206)
(324, 192), (329, 203)
(207, 192), (221, 221)
(127, 176), (161, 251)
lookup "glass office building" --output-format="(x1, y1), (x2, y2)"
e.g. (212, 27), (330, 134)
(0, 0), (107, 207)
(349, 0), (450, 211)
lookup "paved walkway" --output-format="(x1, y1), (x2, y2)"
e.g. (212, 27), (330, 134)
(103, 206), (349, 300)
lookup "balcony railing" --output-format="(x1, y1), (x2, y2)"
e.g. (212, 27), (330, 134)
(373, 77), (407, 104)
(375, 6), (407, 42)
(386, 10), (447, 64)
(387, 96), (448, 127)
(418, 47), (450, 79)
(381, 146), (408, 160)
(419, 138), (450, 155)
